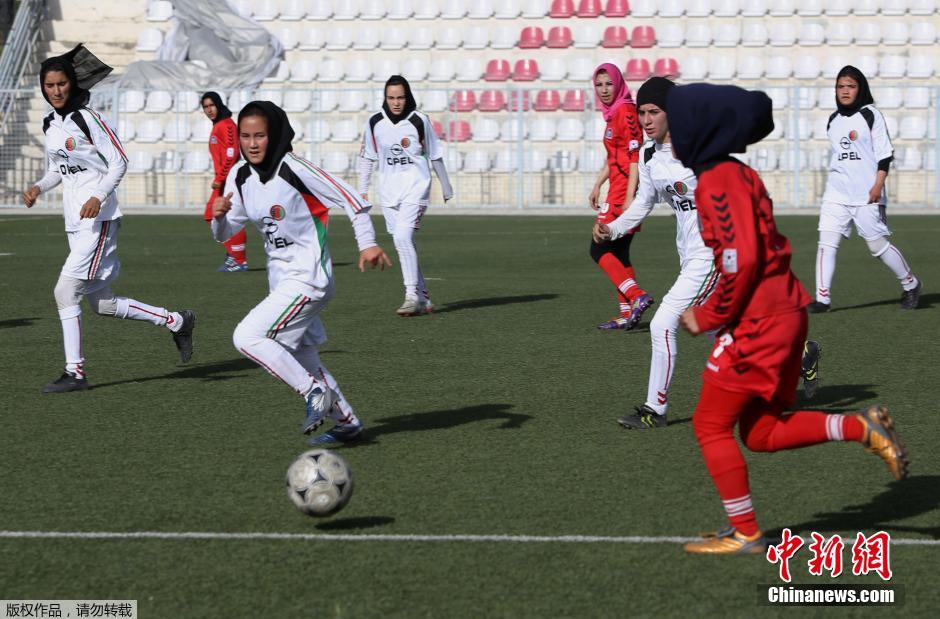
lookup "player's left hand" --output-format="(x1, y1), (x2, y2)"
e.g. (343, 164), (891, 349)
(868, 183), (884, 204)
(679, 308), (701, 336)
(443, 194), (453, 203)
(358, 246), (393, 272)
(79, 197), (102, 219)
(593, 222), (611, 243)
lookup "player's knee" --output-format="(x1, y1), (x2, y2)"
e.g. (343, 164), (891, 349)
(612, 237), (633, 266)
(392, 229), (415, 250)
(649, 310), (676, 341)
(865, 236), (890, 258)
(86, 291), (118, 316)
(53, 277), (83, 310)
(232, 322), (261, 353)
(741, 427), (773, 453)
(589, 241), (607, 263)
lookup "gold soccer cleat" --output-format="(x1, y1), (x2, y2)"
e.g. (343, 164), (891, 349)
(856, 406), (909, 481)
(684, 529), (767, 555)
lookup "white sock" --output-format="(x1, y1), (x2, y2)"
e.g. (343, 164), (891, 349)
(825, 414), (851, 442)
(58, 305), (85, 378)
(238, 337), (320, 396)
(393, 227), (421, 299)
(115, 297), (183, 331)
(878, 244), (918, 291)
(645, 313), (677, 415)
(292, 347), (360, 426)
(815, 232), (841, 304)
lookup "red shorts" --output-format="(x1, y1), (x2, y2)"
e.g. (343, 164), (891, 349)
(702, 309), (808, 408)
(597, 203), (642, 233)
(204, 187), (220, 221)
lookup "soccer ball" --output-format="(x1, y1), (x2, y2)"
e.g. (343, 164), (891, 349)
(285, 449), (354, 517)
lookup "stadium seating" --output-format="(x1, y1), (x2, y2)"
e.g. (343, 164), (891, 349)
(562, 89), (586, 111)
(513, 60), (539, 81)
(414, 0), (439, 18)
(550, 0), (576, 17)
(492, 26), (518, 49)
(602, 26), (629, 48)
(741, 22), (768, 47)
(402, 58), (429, 81)
(463, 150), (491, 173)
(630, 0), (656, 17)
(333, 0), (360, 20)
(146, 1), (173, 21)
(496, 0), (522, 18)
(631, 26), (656, 48)
(658, 24), (684, 47)
(738, 56), (764, 80)
(534, 90), (561, 111)
(523, 0), (551, 17)
(605, 0), (629, 17)
(687, 0), (713, 18)
(654, 58), (680, 79)
(321, 152), (350, 174)
(331, 120), (360, 142)
(573, 24), (601, 48)
(346, 59), (373, 82)
(556, 118), (585, 141)
(283, 90), (312, 113)
(508, 90), (532, 111)
(464, 26), (490, 49)
(547, 26), (573, 48)
(388, 0), (414, 19)
(709, 55), (735, 81)
(145, 91), (173, 113)
(469, 0), (495, 18)
(437, 26), (464, 49)
(479, 90), (507, 111)
(183, 151), (210, 174)
(441, 0), (468, 18)
(686, 23), (711, 47)
(714, 0), (741, 16)
(451, 91), (477, 112)
(127, 151), (154, 173)
(529, 118), (556, 141)
(626, 58), (651, 81)
(447, 121), (473, 141)
(576, 0), (603, 17)
(519, 27), (545, 49)
(300, 29), (325, 50)
(117, 119), (136, 143)
(136, 28), (163, 52)
(474, 119), (501, 142)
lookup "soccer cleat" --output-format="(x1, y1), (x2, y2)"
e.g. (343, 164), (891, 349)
(597, 316), (631, 330)
(801, 340), (821, 400)
(307, 421), (364, 446)
(807, 301), (831, 313)
(684, 529), (767, 554)
(302, 386), (336, 435)
(617, 405), (667, 429)
(217, 256), (247, 273)
(856, 405), (909, 481)
(697, 525), (736, 540)
(420, 297), (434, 314)
(624, 294), (655, 329)
(42, 372), (89, 394)
(900, 280), (922, 310)
(171, 310), (196, 364)
(396, 296), (423, 317)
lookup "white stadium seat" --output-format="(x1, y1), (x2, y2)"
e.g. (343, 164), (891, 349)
(146, 1), (173, 21)
(136, 118), (164, 143)
(798, 23), (824, 46)
(708, 55), (735, 80)
(444, 148), (464, 172)
(436, 26), (463, 50)
(779, 149), (807, 171)
(573, 24), (601, 49)
(567, 57), (595, 80)
(740, 0), (767, 15)
(812, 115), (829, 140)
(331, 120), (360, 142)
(372, 58), (400, 81)
(523, 150), (548, 172)
(318, 58), (344, 82)
(556, 118), (585, 141)
(280, 0), (306, 20)
(308, 119), (331, 143)
(796, 87), (817, 109)
(713, 23), (740, 47)
(763, 86), (788, 110)
(264, 61), (290, 83)
(796, 0), (822, 15)
(274, 26), (298, 50)
(127, 151), (153, 173)
(854, 22), (881, 46)
(290, 59), (317, 82)
(883, 22), (909, 46)
(411, 28), (435, 50)
(226, 90), (253, 111)
(767, 0), (794, 16)
(308, 2), (332, 19)
(884, 116), (899, 138)
(457, 58), (484, 82)
(822, 54), (849, 79)
(826, 22), (853, 46)
(824, 0), (850, 14)
(300, 29), (325, 50)
(255, 89), (283, 107)
(737, 55), (764, 79)
(464, 150), (491, 173)
(326, 27), (352, 50)
(429, 59), (456, 82)
(630, 0), (657, 17)
(905, 87), (930, 108)
(522, 0), (550, 17)
(657, 23), (685, 47)
(333, 0), (360, 20)
(856, 55), (878, 78)
(541, 58), (568, 81)
(853, 0), (878, 15)
(339, 90), (368, 112)
(353, 26), (380, 50)
(117, 119), (136, 143)
(144, 91), (173, 113)
(794, 55), (821, 79)
(321, 152), (350, 174)
(686, 23), (712, 47)
(360, 0), (387, 19)
(714, 0), (740, 15)
(500, 119), (526, 141)
(766, 117), (784, 140)
(421, 90), (449, 112)
(464, 26), (490, 49)
(579, 149), (605, 173)
(687, 0), (713, 18)
(346, 59), (373, 82)
(313, 90), (339, 112)
(751, 149), (778, 171)
(910, 0), (937, 14)
(414, 0), (440, 18)
(174, 91), (200, 113)
(769, 23), (796, 46)
(495, 0), (521, 18)
(529, 118), (556, 142)
(491, 25), (517, 50)
(927, 149), (937, 172)
(493, 150), (516, 173)
(469, 0), (495, 18)
(474, 119), (501, 142)
(136, 28), (163, 52)
(183, 151), (210, 174)
(441, 0), (468, 18)
(897, 147), (922, 171)
(900, 116), (928, 139)
(547, 150), (578, 173)
(283, 90), (312, 112)
(682, 56), (708, 80)
(402, 58), (429, 81)
(880, 56), (906, 79)
(252, 0), (279, 20)
(765, 56), (792, 79)
(381, 27), (407, 50)
(588, 117), (606, 139)
(910, 22), (937, 45)
(741, 22), (768, 47)
(659, 0), (685, 17)
(907, 54), (934, 78)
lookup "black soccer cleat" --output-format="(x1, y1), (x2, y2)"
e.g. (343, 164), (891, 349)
(172, 310), (196, 364)
(42, 372), (89, 394)
(801, 340), (821, 400)
(900, 281), (922, 310)
(807, 301), (831, 314)
(618, 405), (667, 430)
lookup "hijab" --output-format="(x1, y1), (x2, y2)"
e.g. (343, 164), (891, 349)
(201, 91), (233, 124)
(592, 63), (634, 122)
(39, 44), (113, 117)
(636, 77), (675, 113)
(237, 101), (295, 184)
(834, 65), (875, 117)
(382, 75), (417, 124)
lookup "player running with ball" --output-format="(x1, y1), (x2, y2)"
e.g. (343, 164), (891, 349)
(24, 45), (195, 393)
(212, 101), (392, 445)
(667, 84), (908, 554)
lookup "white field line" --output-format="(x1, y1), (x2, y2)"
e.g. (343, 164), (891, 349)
(0, 530), (937, 546)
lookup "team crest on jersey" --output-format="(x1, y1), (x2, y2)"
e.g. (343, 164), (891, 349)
(65, 137), (76, 151)
(848, 130), (859, 141)
(605, 128), (614, 139)
(269, 205), (286, 221)
(674, 181), (688, 196)
(210, 136), (218, 144)
(401, 137), (410, 148)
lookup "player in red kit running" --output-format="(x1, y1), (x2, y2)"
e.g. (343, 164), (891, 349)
(589, 63), (653, 330)
(667, 84), (909, 554)
(201, 92), (246, 272)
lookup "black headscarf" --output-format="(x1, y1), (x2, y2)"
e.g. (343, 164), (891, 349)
(39, 44), (113, 117)
(636, 77), (675, 112)
(238, 101), (295, 184)
(667, 83), (774, 174)
(835, 65), (875, 117)
(201, 91), (233, 124)
(382, 75), (417, 124)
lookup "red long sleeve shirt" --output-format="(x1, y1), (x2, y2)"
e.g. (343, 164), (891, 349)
(692, 160), (811, 332)
(603, 103), (643, 206)
(209, 117), (239, 186)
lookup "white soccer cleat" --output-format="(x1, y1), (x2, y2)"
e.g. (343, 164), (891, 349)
(396, 296), (422, 317)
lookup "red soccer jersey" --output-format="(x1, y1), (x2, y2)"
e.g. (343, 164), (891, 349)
(209, 117), (239, 186)
(603, 103), (643, 206)
(692, 160), (811, 333)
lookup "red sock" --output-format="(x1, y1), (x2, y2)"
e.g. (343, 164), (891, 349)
(598, 254), (643, 304)
(621, 266), (645, 301)
(741, 410), (865, 452)
(223, 228), (247, 264)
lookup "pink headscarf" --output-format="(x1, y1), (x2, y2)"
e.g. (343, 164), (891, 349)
(592, 62), (634, 122)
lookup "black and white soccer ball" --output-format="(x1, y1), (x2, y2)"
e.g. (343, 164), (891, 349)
(286, 449), (354, 517)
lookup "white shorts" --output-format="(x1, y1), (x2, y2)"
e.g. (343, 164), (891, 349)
(818, 201), (891, 241)
(61, 218), (121, 282)
(237, 279), (334, 352)
(382, 203), (427, 235)
(659, 258), (719, 318)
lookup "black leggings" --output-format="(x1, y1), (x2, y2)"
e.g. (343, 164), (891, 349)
(589, 233), (633, 266)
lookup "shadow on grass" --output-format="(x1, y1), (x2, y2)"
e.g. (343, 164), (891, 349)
(91, 357), (258, 390)
(435, 294), (559, 314)
(0, 317), (40, 329)
(770, 476), (940, 540)
(796, 383), (879, 411)
(316, 516), (395, 531)
(831, 292), (940, 312)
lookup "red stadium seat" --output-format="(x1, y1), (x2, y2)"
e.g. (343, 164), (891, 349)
(562, 89), (586, 111)
(431, 120), (444, 139)
(550, 0), (575, 17)
(547, 26), (573, 48)
(605, 0), (630, 17)
(484, 59), (511, 81)
(602, 26), (629, 48)
(447, 120), (472, 142)
(508, 90), (532, 111)
(653, 57), (680, 79)
(631, 25), (655, 48)
(450, 90), (477, 112)
(478, 90), (506, 111)
(519, 26), (545, 49)
(534, 90), (561, 111)
(625, 58), (651, 80)
(512, 59), (539, 81)
(577, 0), (603, 17)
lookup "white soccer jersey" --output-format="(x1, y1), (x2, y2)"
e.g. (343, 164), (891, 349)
(213, 153), (376, 291)
(359, 110), (444, 207)
(822, 105), (894, 206)
(607, 141), (711, 265)
(35, 107), (126, 231)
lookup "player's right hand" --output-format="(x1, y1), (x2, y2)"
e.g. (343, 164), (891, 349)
(212, 192), (233, 218)
(592, 222), (611, 243)
(22, 186), (40, 208)
(588, 185), (600, 210)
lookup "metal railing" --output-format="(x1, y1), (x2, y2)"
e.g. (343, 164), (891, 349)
(0, 0), (46, 131)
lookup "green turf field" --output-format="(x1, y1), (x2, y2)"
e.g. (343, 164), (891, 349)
(1, 213), (938, 618)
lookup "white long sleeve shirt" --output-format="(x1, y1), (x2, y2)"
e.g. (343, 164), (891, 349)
(823, 104), (893, 206)
(607, 141), (712, 266)
(212, 153), (377, 291)
(35, 107), (126, 231)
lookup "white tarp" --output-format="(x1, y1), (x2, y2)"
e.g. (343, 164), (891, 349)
(116, 0), (283, 90)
